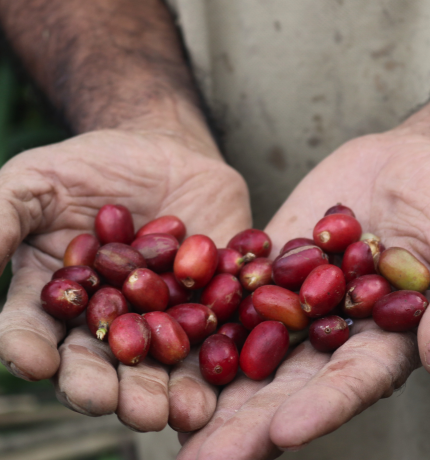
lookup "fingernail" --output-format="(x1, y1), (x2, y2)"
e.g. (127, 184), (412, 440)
(10, 362), (33, 381)
(279, 443), (308, 452)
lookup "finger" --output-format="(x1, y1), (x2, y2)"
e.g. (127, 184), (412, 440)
(168, 348), (219, 433)
(53, 325), (118, 416)
(0, 260), (65, 381)
(177, 372), (269, 460)
(417, 296), (430, 374)
(270, 320), (419, 450)
(117, 357), (169, 432)
(192, 343), (329, 460)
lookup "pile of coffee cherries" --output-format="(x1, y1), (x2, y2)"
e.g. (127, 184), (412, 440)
(40, 203), (430, 386)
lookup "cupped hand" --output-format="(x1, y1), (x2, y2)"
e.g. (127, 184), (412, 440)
(177, 105), (430, 459)
(0, 125), (251, 432)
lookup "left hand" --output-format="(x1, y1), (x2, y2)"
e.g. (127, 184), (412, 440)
(176, 105), (430, 459)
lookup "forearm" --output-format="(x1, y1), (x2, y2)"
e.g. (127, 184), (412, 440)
(0, 0), (207, 136)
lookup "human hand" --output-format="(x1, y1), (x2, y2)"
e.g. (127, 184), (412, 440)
(0, 123), (251, 432)
(176, 105), (430, 459)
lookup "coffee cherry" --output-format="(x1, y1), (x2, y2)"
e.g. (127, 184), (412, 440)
(108, 313), (151, 365)
(131, 233), (179, 273)
(240, 321), (289, 380)
(41, 279), (88, 320)
(253, 285), (309, 331)
(272, 245), (329, 291)
(227, 229), (272, 258)
(341, 239), (384, 283)
(63, 234), (100, 267)
(86, 287), (128, 340)
(199, 334), (239, 385)
(52, 265), (101, 295)
(378, 247), (430, 293)
(159, 272), (192, 307)
(201, 274), (242, 324)
(166, 303), (217, 345)
(279, 238), (315, 256)
(309, 315), (349, 352)
(238, 296), (265, 330)
(145, 312), (190, 365)
(218, 323), (249, 351)
(95, 204), (134, 245)
(122, 268), (169, 313)
(94, 243), (146, 287)
(136, 215), (186, 242)
(313, 214), (362, 253)
(174, 235), (218, 289)
(239, 258), (272, 291)
(216, 248), (254, 276)
(299, 264), (346, 318)
(373, 291), (429, 332)
(343, 274), (391, 318)
(324, 204), (355, 217)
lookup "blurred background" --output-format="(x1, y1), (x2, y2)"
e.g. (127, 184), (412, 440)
(0, 39), (146, 460)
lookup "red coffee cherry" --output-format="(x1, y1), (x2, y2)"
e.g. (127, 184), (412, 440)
(86, 287), (128, 340)
(216, 248), (254, 276)
(272, 245), (329, 291)
(131, 233), (179, 273)
(279, 238), (315, 256)
(238, 296), (265, 331)
(94, 243), (147, 287)
(343, 274), (391, 318)
(159, 272), (192, 307)
(63, 234), (100, 267)
(227, 229), (272, 258)
(136, 215), (186, 242)
(166, 303), (217, 345)
(341, 239), (383, 283)
(41, 279), (88, 320)
(201, 274), (243, 324)
(252, 285), (309, 331)
(299, 264), (346, 318)
(324, 204), (355, 218)
(313, 214), (362, 253)
(218, 323), (249, 351)
(199, 334), (239, 385)
(174, 234), (218, 289)
(145, 311), (190, 365)
(108, 313), (151, 365)
(95, 204), (134, 245)
(52, 265), (101, 295)
(309, 315), (350, 352)
(373, 291), (429, 332)
(239, 257), (273, 291)
(122, 268), (169, 314)
(240, 321), (289, 380)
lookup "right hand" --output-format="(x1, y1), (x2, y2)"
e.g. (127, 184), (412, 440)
(0, 123), (251, 432)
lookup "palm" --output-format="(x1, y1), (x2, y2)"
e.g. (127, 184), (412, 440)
(178, 123), (430, 458)
(0, 129), (251, 431)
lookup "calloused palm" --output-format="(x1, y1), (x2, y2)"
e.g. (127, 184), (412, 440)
(0, 127), (251, 431)
(177, 107), (430, 459)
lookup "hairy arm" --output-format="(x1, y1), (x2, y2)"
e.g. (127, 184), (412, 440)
(0, 0), (210, 138)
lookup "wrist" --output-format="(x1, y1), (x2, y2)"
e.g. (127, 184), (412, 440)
(115, 95), (223, 162)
